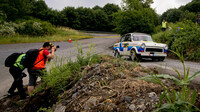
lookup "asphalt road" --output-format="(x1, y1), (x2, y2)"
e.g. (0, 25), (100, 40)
(0, 33), (200, 98)
(0, 33), (119, 98)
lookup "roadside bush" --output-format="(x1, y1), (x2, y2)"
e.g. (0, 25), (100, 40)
(0, 19), (55, 37)
(19, 19), (55, 36)
(0, 22), (16, 36)
(152, 20), (200, 61)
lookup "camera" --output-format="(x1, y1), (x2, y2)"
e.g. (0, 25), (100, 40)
(54, 45), (60, 51)
(56, 45), (60, 48)
(51, 45), (60, 51)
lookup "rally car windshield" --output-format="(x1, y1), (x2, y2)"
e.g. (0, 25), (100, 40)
(133, 35), (153, 41)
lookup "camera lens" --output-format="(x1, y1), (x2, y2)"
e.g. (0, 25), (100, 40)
(56, 45), (60, 48)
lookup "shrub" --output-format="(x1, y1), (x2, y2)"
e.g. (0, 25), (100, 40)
(0, 22), (16, 36)
(20, 19), (55, 36)
(0, 19), (56, 37)
(152, 20), (200, 61)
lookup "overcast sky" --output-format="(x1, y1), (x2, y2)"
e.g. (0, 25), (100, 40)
(44, 0), (192, 14)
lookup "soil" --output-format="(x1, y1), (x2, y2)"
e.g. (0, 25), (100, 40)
(0, 55), (200, 112)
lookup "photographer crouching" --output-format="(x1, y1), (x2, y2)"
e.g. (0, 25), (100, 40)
(27, 42), (59, 95)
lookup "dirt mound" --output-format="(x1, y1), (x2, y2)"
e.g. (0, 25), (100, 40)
(53, 58), (163, 112)
(1, 56), (200, 112)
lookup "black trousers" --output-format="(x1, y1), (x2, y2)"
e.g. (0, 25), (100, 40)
(8, 66), (26, 98)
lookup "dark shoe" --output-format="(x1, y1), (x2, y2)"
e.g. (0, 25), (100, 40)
(20, 94), (29, 100)
(8, 91), (18, 96)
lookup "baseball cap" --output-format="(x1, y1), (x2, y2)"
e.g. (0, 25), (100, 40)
(43, 42), (54, 47)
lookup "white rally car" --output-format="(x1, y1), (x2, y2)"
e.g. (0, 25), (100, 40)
(113, 33), (168, 61)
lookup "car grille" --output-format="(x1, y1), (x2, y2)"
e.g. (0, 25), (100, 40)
(145, 48), (163, 52)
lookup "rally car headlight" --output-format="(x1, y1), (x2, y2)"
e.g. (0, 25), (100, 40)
(141, 43), (145, 49)
(164, 45), (168, 50)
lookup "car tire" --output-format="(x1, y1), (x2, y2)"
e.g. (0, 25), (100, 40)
(114, 50), (121, 58)
(152, 58), (158, 61)
(159, 57), (165, 61)
(130, 50), (141, 62)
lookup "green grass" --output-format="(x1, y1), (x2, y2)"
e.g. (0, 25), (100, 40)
(0, 27), (93, 44)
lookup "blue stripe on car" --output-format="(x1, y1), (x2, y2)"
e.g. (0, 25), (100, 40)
(136, 46), (144, 52)
(128, 46), (133, 51)
(114, 47), (120, 51)
(120, 43), (123, 51)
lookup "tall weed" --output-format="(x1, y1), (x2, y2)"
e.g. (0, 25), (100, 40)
(140, 50), (200, 112)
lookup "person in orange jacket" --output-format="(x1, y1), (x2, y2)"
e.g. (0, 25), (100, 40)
(27, 42), (56, 95)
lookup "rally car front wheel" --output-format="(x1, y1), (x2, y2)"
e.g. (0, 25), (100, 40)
(130, 50), (141, 62)
(114, 50), (121, 58)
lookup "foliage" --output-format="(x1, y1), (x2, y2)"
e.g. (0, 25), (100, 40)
(31, 0), (48, 19)
(0, 10), (7, 22)
(103, 3), (120, 15)
(0, 0), (122, 32)
(152, 20), (200, 61)
(75, 7), (95, 30)
(179, 11), (197, 22)
(160, 1), (200, 24)
(121, 0), (153, 11)
(94, 9), (109, 31)
(140, 50), (200, 112)
(113, 7), (158, 35)
(0, 22), (16, 36)
(93, 5), (103, 10)
(61, 7), (80, 29)
(0, 0), (34, 21)
(160, 9), (183, 23)
(179, 1), (200, 13)
(0, 19), (55, 36)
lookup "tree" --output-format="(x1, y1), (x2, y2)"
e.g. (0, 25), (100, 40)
(121, 0), (142, 11)
(61, 7), (80, 29)
(76, 7), (96, 30)
(121, 0), (153, 11)
(103, 3), (120, 15)
(161, 9), (183, 23)
(180, 1), (200, 13)
(31, 0), (48, 19)
(92, 5), (103, 10)
(102, 3), (121, 31)
(0, 10), (7, 22)
(94, 9), (109, 31)
(113, 0), (157, 34)
(45, 9), (63, 26)
(0, 0), (34, 21)
(140, 0), (154, 8)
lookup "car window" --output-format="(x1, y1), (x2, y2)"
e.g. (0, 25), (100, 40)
(120, 35), (125, 42)
(133, 35), (153, 41)
(124, 34), (131, 42)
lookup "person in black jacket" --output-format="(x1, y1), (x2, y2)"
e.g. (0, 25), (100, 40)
(8, 54), (28, 99)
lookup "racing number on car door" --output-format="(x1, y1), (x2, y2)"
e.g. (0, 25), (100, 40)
(122, 34), (131, 55)
(120, 34), (131, 55)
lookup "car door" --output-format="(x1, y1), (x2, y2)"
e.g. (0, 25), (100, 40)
(120, 34), (131, 55)
(119, 35), (125, 55)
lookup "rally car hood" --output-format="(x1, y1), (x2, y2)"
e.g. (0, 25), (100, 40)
(138, 41), (166, 47)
